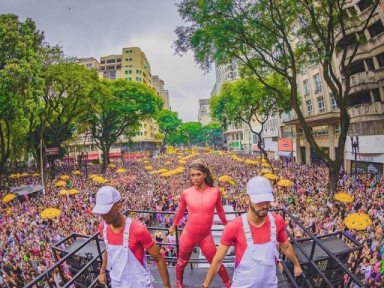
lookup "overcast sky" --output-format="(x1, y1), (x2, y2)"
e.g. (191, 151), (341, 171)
(0, 0), (215, 122)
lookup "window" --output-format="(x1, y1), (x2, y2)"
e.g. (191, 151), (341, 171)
(303, 79), (310, 96)
(330, 93), (338, 110)
(86, 63), (92, 68)
(311, 125), (328, 135)
(128, 70), (132, 74)
(126, 50), (133, 53)
(100, 60), (105, 64)
(125, 58), (133, 61)
(106, 59), (115, 64)
(136, 70), (142, 74)
(117, 59), (121, 62)
(136, 77), (142, 81)
(106, 65), (115, 70)
(125, 71), (128, 75)
(306, 100), (313, 115)
(317, 96), (325, 113)
(272, 137), (278, 142)
(314, 74), (322, 93)
(334, 124), (341, 134)
(128, 78), (132, 81)
(301, 65), (307, 75)
(109, 70), (116, 80)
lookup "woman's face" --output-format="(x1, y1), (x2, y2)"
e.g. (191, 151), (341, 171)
(190, 169), (206, 187)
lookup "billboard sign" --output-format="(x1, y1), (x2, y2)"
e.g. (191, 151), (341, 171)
(46, 147), (59, 155)
(278, 139), (293, 152)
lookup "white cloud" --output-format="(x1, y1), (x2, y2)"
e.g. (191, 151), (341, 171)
(0, 0), (216, 122)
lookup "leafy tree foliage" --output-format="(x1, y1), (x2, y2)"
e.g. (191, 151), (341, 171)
(180, 122), (203, 151)
(86, 79), (163, 172)
(157, 109), (182, 150)
(201, 122), (223, 149)
(174, 0), (380, 191)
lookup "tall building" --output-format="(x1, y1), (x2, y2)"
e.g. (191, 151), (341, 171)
(75, 47), (166, 159)
(152, 75), (170, 109)
(281, 1), (384, 172)
(336, 1), (384, 174)
(198, 99), (211, 125)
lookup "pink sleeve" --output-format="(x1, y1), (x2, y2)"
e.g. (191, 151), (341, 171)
(173, 191), (187, 226)
(215, 189), (228, 225)
(220, 221), (237, 246)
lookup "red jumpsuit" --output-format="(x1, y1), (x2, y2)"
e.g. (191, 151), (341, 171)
(173, 185), (231, 287)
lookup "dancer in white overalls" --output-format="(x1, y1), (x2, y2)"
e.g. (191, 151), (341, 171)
(102, 217), (153, 287)
(91, 186), (171, 288)
(231, 212), (280, 287)
(202, 176), (302, 288)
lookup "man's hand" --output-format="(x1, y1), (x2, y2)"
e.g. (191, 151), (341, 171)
(99, 271), (106, 284)
(294, 264), (302, 277)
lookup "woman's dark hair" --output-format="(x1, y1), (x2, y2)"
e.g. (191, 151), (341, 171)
(189, 161), (214, 187)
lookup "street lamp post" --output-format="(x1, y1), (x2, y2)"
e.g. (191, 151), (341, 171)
(350, 135), (359, 180)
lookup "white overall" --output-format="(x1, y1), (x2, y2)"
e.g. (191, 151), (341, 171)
(232, 212), (280, 288)
(103, 218), (153, 288)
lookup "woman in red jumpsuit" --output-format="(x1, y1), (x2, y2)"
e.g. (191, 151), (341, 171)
(169, 160), (231, 288)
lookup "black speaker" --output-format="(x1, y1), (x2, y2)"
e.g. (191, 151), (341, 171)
(285, 236), (355, 288)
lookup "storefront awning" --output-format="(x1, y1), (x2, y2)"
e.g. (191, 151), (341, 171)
(277, 151), (292, 157)
(87, 154), (99, 161)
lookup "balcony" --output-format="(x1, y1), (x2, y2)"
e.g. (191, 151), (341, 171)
(348, 101), (384, 117)
(345, 68), (384, 94)
(336, 27), (384, 60)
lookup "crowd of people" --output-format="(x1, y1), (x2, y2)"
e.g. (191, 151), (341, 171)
(0, 151), (383, 287)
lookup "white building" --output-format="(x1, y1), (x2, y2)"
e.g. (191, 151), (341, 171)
(198, 99), (212, 125)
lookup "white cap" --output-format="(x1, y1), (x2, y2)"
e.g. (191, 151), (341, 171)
(246, 176), (274, 204)
(91, 186), (121, 214)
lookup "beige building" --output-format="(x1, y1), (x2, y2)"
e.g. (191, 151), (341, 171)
(198, 99), (212, 125)
(152, 75), (170, 109)
(74, 47), (166, 160)
(282, 1), (384, 173)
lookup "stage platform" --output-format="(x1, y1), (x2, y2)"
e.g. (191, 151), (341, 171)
(150, 266), (292, 288)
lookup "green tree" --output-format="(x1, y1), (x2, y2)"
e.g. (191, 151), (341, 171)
(174, 0), (380, 192)
(180, 122), (203, 151)
(38, 61), (99, 176)
(87, 79), (163, 172)
(211, 77), (289, 159)
(201, 122), (223, 149)
(0, 14), (45, 177)
(157, 109), (182, 151)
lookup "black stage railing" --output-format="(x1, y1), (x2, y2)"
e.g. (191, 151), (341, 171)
(24, 208), (365, 288)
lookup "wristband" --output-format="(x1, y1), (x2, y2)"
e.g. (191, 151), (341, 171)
(100, 270), (106, 273)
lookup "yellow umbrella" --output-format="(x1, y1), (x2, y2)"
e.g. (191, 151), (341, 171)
(277, 179), (293, 187)
(143, 160), (149, 164)
(262, 159), (267, 163)
(261, 169), (272, 174)
(261, 163), (271, 168)
(218, 175), (233, 182)
(144, 166), (153, 170)
(149, 170), (160, 174)
(2, 194), (16, 203)
(92, 176), (104, 182)
(108, 164), (116, 168)
(72, 170), (81, 175)
(164, 161), (172, 165)
(179, 160), (186, 165)
(22, 173), (29, 177)
(228, 180), (235, 186)
(41, 208), (61, 219)
(116, 159), (122, 163)
(9, 174), (17, 179)
(58, 190), (70, 196)
(88, 162), (94, 166)
(32, 173), (40, 177)
(158, 169), (168, 173)
(137, 159), (142, 162)
(264, 174), (279, 180)
(20, 184), (26, 187)
(116, 168), (126, 174)
(89, 174), (98, 179)
(60, 175), (70, 180)
(344, 213), (372, 230)
(55, 181), (66, 187)
(335, 193), (353, 203)
(69, 189), (80, 194)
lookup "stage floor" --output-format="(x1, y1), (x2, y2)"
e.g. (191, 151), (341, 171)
(150, 266), (292, 288)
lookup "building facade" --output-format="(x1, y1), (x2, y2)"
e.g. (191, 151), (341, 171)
(75, 47), (167, 160)
(198, 99), (212, 125)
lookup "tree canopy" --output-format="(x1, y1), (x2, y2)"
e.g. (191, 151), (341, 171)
(86, 79), (163, 171)
(157, 109), (183, 150)
(174, 0), (380, 191)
